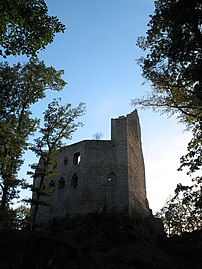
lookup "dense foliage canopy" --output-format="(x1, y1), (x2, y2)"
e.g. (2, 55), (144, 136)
(134, 0), (202, 234)
(0, 0), (65, 57)
(29, 99), (85, 230)
(0, 59), (66, 209)
(134, 0), (201, 123)
(132, 0), (202, 173)
(156, 177), (202, 236)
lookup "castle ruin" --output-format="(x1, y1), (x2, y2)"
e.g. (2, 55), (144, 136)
(33, 110), (150, 225)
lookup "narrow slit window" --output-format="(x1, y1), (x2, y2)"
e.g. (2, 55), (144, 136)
(49, 180), (55, 188)
(71, 174), (78, 188)
(58, 177), (65, 189)
(107, 173), (117, 185)
(64, 156), (68, 165)
(73, 152), (81, 165)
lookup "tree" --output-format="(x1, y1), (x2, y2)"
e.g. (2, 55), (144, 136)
(0, 59), (66, 210)
(134, 1), (202, 233)
(0, 205), (30, 230)
(28, 99), (86, 230)
(93, 132), (103, 140)
(156, 177), (202, 236)
(132, 0), (202, 172)
(0, 0), (65, 58)
(0, 0), (67, 231)
(13, 205), (30, 229)
(178, 124), (202, 174)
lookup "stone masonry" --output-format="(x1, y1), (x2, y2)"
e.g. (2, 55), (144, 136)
(32, 110), (150, 225)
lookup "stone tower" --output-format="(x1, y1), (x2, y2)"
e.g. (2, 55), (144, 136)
(32, 110), (150, 225)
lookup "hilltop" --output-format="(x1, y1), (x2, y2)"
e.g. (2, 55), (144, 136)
(0, 212), (201, 269)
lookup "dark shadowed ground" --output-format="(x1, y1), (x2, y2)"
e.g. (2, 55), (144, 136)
(0, 213), (201, 269)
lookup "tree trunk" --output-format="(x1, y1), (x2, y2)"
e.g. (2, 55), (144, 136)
(31, 176), (44, 231)
(0, 185), (8, 209)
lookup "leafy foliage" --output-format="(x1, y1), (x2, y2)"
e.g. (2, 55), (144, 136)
(28, 99), (86, 230)
(0, 0), (68, 230)
(156, 177), (202, 236)
(0, 0), (65, 57)
(0, 205), (30, 230)
(13, 205), (30, 229)
(132, 0), (202, 173)
(0, 59), (66, 209)
(134, 1), (202, 234)
(178, 125), (202, 174)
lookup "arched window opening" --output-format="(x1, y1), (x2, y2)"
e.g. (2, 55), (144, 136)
(73, 152), (81, 165)
(49, 180), (55, 188)
(58, 177), (65, 189)
(107, 172), (117, 185)
(64, 156), (68, 165)
(71, 174), (78, 188)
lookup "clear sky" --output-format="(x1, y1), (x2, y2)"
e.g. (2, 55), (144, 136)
(18, 0), (192, 212)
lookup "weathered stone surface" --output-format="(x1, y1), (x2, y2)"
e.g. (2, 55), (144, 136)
(33, 110), (150, 225)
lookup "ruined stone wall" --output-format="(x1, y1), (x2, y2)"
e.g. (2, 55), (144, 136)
(35, 140), (129, 224)
(33, 110), (150, 225)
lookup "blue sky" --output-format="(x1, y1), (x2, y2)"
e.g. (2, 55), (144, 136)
(17, 0), (192, 212)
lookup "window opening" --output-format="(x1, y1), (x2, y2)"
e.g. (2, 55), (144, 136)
(73, 152), (81, 165)
(64, 156), (68, 165)
(107, 172), (117, 185)
(71, 174), (78, 188)
(104, 172), (117, 210)
(49, 180), (55, 190)
(58, 177), (65, 189)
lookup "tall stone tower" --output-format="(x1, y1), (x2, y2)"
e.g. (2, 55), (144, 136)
(111, 110), (149, 215)
(32, 110), (150, 225)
